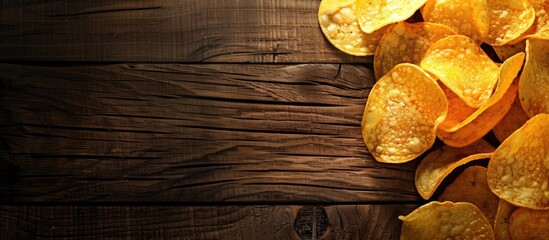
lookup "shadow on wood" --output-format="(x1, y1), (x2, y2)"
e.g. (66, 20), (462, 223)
(0, 204), (417, 239)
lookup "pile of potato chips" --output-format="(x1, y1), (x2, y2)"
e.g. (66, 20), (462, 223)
(318, 0), (548, 239)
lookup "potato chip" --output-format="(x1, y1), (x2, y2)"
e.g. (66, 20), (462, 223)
(493, 41), (526, 62)
(487, 114), (549, 210)
(485, 0), (535, 46)
(373, 22), (456, 80)
(399, 201), (495, 240)
(509, 208), (549, 240)
(512, 0), (549, 42)
(493, 93), (531, 143)
(438, 53), (524, 133)
(318, 0), (388, 56)
(436, 53), (523, 146)
(422, 0), (489, 43)
(437, 84), (478, 132)
(361, 64), (448, 163)
(415, 139), (495, 200)
(355, 0), (427, 34)
(438, 166), (499, 225)
(494, 200), (518, 240)
(420, 35), (500, 108)
(519, 38), (549, 117)
(437, 79), (517, 147)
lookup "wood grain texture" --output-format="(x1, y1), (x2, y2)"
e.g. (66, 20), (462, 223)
(0, 0), (369, 63)
(0, 204), (418, 239)
(0, 63), (419, 202)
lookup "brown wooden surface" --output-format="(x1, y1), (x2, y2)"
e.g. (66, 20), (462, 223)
(0, 0), (369, 63)
(0, 63), (419, 202)
(0, 0), (422, 238)
(0, 204), (417, 239)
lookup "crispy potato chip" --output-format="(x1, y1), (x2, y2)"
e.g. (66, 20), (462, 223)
(493, 41), (526, 62)
(512, 0), (549, 42)
(438, 166), (499, 225)
(422, 0), (489, 43)
(509, 208), (549, 240)
(399, 201), (495, 240)
(519, 38), (549, 117)
(494, 200), (518, 240)
(420, 35), (500, 108)
(356, 0), (427, 34)
(438, 53), (524, 133)
(437, 84), (478, 132)
(318, 0), (388, 56)
(487, 114), (549, 210)
(361, 64), (448, 163)
(415, 139), (495, 199)
(373, 22), (456, 80)
(437, 79), (517, 147)
(485, 0), (535, 46)
(493, 93), (531, 143)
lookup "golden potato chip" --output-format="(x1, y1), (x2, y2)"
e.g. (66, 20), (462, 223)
(399, 201), (495, 240)
(487, 114), (549, 210)
(528, 0), (549, 39)
(494, 200), (518, 240)
(485, 0), (535, 46)
(373, 22), (456, 80)
(438, 53), (524, 133)
(437, 79), (517, 147)
(415, 139), (495, 200)
(493, 93), (531, 143)
(420, 35), (500, 108)
(436, 53), (523, 146)
(519, 38), (549, 117)
(438, 166), (499, 225)
(509, 208), (549, 240)
(318, 0), (388, 56)
(356, 0), (427, 34)
(361, 64), (448, 163)
(437, 84), (478, 132)
(512, 0), (549, 42)
(493, 41), (526, 62)
(422, 0), (489, 43)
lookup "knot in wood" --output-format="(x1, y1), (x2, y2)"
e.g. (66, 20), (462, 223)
(293, 206), (328, 240)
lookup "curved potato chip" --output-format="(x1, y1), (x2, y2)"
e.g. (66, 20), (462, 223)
(437, 84), (478, 132)
(494, 200), (518, 240)
(439, 53), (524, 132)
(485, 0), (535, 46)
(422, 0), (489, 43)
(361, 64), (448, 163)
(356, 0), (427, 34)
(528, 0), (549, 39)
(437, 79), (517, 147)
(420, 35), (500, 108)
(373, 22), (456, 80)
(487, 114), (549, 210)
(438, 166), (499, 225)
(415, 139), (495, 200)
(511, 0), (549, 43)
(318, 0), (388, 56)
(519, 38), (549, 117)
(509, 208), (549, 240)
(399, 201), (495, 240)
(493, 41), (526, 62)
(493, 93), (530, 143)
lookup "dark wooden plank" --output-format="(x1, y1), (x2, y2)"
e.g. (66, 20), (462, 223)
(0, 63), (419, 202)
(0, 0), (368, 63)
(0, 204), (418, 239)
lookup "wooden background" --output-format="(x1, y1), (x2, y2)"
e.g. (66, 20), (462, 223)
(0, 0), (423, 239)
